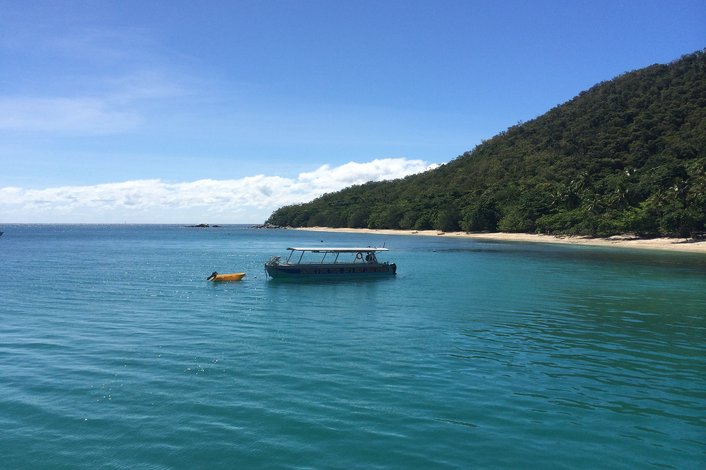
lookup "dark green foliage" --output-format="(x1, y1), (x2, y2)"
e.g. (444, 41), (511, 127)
(267, 50), (706, 237)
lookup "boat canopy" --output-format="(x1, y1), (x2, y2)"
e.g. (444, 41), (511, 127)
(286, 247), (388, 253)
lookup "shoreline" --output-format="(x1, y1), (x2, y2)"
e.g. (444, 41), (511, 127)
(293, 227), (706, 254)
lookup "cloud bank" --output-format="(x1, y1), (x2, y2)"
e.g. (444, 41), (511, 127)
(1, 158), (438, 223)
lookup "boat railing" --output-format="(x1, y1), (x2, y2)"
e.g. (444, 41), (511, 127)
(283, 255), (384, 265)
(274, 248), (389, 266)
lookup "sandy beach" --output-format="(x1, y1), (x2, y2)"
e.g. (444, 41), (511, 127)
(294, 227), (706, 254)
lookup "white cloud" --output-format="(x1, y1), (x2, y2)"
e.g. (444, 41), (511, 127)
(298, 158), (438, 192)
(0, 158), (438, 223)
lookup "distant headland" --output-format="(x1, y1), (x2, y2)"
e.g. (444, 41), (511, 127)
(266, 50), (706, 240)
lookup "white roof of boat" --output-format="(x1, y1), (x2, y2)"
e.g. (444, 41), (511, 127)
(286, 247), (389, 252)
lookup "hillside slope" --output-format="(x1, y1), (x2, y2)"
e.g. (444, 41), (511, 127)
(267, 50), (706, 237)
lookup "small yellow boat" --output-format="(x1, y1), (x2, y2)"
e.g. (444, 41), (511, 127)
(207, 271), (246, 282)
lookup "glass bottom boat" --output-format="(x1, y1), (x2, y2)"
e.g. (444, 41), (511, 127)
(265, 247), (397, 280)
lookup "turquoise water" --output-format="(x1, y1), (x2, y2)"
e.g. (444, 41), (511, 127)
(1, 225), (704, 469)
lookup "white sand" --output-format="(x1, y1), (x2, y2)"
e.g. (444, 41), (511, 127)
(293, 227), (706, 254)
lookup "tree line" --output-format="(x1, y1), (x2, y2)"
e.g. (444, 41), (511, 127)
(267, 50), (706, 238)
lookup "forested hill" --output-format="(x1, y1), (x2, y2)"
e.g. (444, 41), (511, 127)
(267, 50), (706, 237)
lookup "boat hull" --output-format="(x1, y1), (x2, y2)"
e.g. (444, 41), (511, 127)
(265, 263), (396, 280)
(208, 272), (246, 282)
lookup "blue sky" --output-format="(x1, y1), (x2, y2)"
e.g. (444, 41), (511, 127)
(1, 0), (704, 223)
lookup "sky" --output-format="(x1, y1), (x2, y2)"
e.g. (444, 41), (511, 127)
(1, 0), (704, 223)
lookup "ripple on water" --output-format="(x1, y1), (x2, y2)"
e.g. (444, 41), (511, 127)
(1, 225), (704, 469)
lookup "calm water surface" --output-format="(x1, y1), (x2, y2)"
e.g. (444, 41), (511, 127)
(1, 225), (704, 469)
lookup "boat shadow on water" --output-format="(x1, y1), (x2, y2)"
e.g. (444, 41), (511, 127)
(265, 275), (397, 286)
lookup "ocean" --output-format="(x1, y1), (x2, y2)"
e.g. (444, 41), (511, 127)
(1, 224), (704, 469)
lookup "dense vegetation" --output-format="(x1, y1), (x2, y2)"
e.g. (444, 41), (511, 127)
(267, 50), (706, 237)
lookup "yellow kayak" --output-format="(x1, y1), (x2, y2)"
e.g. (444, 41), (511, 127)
(207, 272), (245, 282)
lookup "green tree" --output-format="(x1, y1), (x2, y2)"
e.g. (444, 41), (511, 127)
(266, 50), (706, 238)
